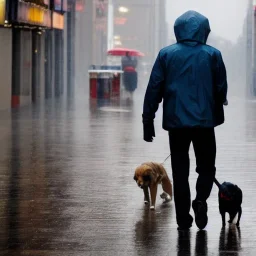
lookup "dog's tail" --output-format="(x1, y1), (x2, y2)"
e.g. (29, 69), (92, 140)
(214, 178), (222, 189)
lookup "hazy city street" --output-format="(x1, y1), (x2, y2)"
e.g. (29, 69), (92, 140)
(0, 0), (255, 255)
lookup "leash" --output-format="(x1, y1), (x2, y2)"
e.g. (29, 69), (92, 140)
(161, 154), (171, 165)
(214, 177), (222, 189)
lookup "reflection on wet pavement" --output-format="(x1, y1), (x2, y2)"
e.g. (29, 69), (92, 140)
(0, 88), (256, 255)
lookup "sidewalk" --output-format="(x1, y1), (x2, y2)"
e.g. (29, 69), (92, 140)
(0, 91), (255, 255)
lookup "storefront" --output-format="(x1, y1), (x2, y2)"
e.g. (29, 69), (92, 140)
(10, 1), (51, 106)
(44, 1), (65, 98)
(0, 0), (72, 109)
(53, 11), (64, 97)
(0, 1), (12, 110)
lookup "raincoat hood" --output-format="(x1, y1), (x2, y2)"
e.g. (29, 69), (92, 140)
(174, 10), (211, 44)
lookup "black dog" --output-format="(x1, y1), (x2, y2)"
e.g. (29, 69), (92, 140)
(214, 178), (243, 227)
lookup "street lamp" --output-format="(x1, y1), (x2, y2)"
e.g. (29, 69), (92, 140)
(118, 6), (129, 13)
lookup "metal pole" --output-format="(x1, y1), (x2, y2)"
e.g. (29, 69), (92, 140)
(67, 1), (76, 96)
(107, 0), (114, 50)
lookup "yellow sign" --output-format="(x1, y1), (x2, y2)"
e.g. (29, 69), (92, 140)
(28, 7), (44, 24)
(18, 2), (51, 27)
(0, 0), (6, 25)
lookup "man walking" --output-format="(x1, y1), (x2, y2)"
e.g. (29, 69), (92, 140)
(142, 10), (228, 230)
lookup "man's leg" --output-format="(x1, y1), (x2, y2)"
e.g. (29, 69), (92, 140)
(192, 128), (216, 201)
(192, 128), (216, 229)
(169, 129), (193, 229)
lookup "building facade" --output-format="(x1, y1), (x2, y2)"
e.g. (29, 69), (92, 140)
(0, 0), (77, 110)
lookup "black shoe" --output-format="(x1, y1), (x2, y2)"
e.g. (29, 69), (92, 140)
(177, 215), (193, 231)
(192, 200), (208, 230)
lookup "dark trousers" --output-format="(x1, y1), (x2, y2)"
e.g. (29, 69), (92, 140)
(123, 71), (138, 92)
(168, 128), (216, 226)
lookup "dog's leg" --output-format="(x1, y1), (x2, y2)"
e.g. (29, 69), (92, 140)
(160, 192), (168, 199)
(143, 186), (150, 204)
(161, 177), (172, 202)
(149, 184), (158, 210)
(221, 211), (226, 227)
(236, 207), (242, 227)
(228, 213), (236, 224)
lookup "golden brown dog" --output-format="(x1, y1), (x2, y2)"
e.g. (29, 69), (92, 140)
(133, 162), (173, 210)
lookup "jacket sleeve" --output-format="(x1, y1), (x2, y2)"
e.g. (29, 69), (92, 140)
(142, 52), (165, 122)
(214, 51), (228, 103)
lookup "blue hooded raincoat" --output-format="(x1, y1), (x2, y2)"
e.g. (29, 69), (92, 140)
(143, 11), (228, 129)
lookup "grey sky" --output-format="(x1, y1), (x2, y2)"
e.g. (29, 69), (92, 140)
(166, 0), (248, 42)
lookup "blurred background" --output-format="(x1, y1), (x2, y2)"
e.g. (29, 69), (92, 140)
(0, 0), (255, 111)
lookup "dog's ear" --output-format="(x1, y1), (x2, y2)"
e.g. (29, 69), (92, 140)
(134, 175), (138, 181)
(143, 175), (151, 182)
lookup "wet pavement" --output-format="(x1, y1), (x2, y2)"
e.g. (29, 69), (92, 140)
(0, 84), (256, 256)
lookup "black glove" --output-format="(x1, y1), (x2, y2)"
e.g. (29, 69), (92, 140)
(143, 120), (155, 142)
(223, 100), (228, 106)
